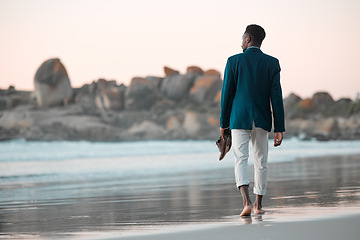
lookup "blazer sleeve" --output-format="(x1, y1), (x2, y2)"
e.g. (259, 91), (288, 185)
(270, 60), (285, 132)
(220, 58), (236, 129)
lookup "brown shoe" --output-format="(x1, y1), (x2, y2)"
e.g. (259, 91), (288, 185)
(216, 129), (231, 161)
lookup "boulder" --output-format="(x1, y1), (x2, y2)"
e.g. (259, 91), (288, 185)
(160, 73), (198, 101)
(188, 76), (222, 103)
(74, 79), (126, 111)
(298, 98), (314, 110)
(34, 58), (73, 107)
(312, 92), (334, 107)
(164, 66), (179, 76)
(186, 66), (204, 74)
(89, 79), (117, 96)
(284, 93), (303, 118)
(204, 69), (221, 78)
(74, 84), (93, 106)
(284, 93), (302, 107)
(125, 77), (158, 110)
(95, 85), (126, 111)
(145, 76), (163, 89)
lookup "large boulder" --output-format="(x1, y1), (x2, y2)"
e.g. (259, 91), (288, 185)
(125, 77), (158, 110)
(284, 93), (302, 107)
(34, 58), (73, 107)
(312, 92), (334, 107)
(160, 73), (198, 101)
(188, 75), (222, 103)
(74, 79), (126, 111)
(284, 93), (303, 118)
(145, 76), (163, 89)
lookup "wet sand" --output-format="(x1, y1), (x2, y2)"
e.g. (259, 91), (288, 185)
(1, 154), (360, 239)
(106, 213), (360, 240)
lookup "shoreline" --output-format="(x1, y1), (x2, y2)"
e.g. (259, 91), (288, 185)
(102, 212), (360, 240)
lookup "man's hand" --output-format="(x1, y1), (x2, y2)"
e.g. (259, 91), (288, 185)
(220, 127), (228, 140)
(274, 132), (283, 147)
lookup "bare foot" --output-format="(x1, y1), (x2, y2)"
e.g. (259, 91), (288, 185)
(240, 205), (252, 216)
(253, 207), (265, 215)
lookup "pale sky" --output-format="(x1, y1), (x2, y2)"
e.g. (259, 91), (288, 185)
(1, 0), (360, 100)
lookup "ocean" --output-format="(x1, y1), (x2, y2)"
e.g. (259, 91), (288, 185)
(1, 138), (360, 202)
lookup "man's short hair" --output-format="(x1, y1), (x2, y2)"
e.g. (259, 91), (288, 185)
(245, 24), (266, 46)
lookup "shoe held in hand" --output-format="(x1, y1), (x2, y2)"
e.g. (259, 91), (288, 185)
(216, 129), (231, 161)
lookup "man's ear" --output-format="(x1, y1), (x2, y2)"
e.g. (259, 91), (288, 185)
(247, 36), (251, 43)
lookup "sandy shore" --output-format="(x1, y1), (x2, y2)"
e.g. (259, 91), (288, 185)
(103, 213), (360, 240)
(1, 154), (360, 239)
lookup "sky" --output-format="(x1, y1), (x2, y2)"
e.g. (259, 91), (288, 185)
(1, 0), (360, 100)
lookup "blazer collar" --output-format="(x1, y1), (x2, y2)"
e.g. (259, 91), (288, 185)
(245, 47), (262, 53)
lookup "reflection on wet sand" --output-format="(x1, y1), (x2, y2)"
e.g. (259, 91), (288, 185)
(1, 154), (360, 239)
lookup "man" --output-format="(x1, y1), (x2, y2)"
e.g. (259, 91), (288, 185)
(220, 24), (285, 216)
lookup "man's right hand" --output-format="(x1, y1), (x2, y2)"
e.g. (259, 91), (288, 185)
(220, 127), (226, 140)
(274, 132), (283, 147)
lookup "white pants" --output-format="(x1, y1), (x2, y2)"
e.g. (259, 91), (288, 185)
(232, 125), (269, 195)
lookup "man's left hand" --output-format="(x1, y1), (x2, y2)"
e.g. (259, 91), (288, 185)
(274, 132), (283, 147)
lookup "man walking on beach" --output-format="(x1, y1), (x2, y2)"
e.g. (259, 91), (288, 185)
(220, 24), (285, 216)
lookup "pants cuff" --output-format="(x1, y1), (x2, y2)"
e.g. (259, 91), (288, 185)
(236, 181), (250, 189)
(253, 188), (267, 195)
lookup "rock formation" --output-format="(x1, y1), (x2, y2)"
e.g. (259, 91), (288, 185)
(1, 59), (360, 141)
(160, 72), (199, 101)
(34, 58), (73, 107)
(125, 77), (158, 110)
(284, 92), (360, 140)
(189, 75), (222, 103)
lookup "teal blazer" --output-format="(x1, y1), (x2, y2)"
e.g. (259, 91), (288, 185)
(220, 47), (285, 132)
